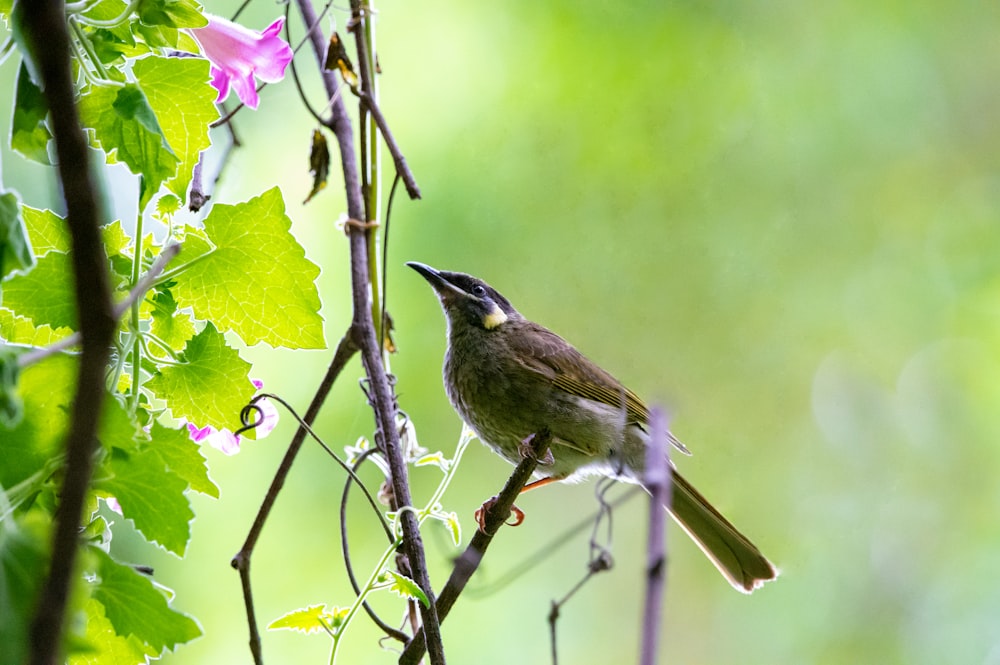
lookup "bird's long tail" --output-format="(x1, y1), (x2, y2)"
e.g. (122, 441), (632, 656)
(666, 471), (778, 593)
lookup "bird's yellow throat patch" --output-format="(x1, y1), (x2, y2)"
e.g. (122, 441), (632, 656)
(482, 305), (508, 329)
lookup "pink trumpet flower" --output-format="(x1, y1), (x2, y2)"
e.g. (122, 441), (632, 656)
(189, 14), (293, 110)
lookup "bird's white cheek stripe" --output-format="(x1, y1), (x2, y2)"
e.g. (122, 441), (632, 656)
(482, 307), (508, 329)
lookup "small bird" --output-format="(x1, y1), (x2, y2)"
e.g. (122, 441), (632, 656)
(407, 262), (778, 593)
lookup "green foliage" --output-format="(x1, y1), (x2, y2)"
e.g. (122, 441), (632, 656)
(0, 190), (34, 281)
(11, 62), (51, 165)
(172, 187), (326, 349)
(0, 3), (330, 661)
(136, 56), (217, 201)
(1, 250), (76, 329)
(89, 547), (202, 652)
(78, 82), (179, 211)
(146, 322), (254, 428)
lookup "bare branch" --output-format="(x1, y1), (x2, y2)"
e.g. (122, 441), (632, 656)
(398, 429), (553, 665)
(232, 331), (359, 665)
(640, 407), (671, 665)
(20, 2), (116, 663)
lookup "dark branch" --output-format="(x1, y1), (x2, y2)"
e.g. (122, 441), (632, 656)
(232, 332), (359, 665)
(640, 408), (670, 665)
(21, 2), (116, 664)
(398, 429), (553, 665)
(296, 0), (444, 661)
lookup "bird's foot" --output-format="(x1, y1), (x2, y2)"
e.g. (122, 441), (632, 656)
(475, 496), (525, 534)
(518, 434), (555, 466)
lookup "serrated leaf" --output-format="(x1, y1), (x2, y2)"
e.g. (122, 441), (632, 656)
(78, 82), (178, 210)
(0, 309), (73, 346)
(268, 604), (348, 634)
(101, 220), (131, 259)
(1, 250), (76, 330)
(0, 354), (76, 489)
(89, 547), (202, 652)
(11, 60), (52, 164)
(0, 523), (47, 665)
(146, 322), (253, 428)
(0, 191), (35, 280)
(95, 444), (193, 555)
(135, 56), (217, 202)
(137, 0), (207, 28)
(383, 570), (430, 607)
(69, 597), (156, 665)
(172, 188), (325, 348)
(20, 206), (70, 255)
(149, 288), (195, 351)
(148, 421), (218, 497)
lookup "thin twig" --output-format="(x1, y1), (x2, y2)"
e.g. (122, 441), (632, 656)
(231, 332), (359, 665)
(358, 91), (420, 200)
(640, 408), (670, 665)
(21, 2), (116, 664)
(340, 448), (411, 643)
(398, 429), (553, 665)
(18, 244), (181, 368)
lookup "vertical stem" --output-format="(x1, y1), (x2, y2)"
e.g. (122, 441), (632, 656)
(358, 0), (384, 353)
(129, 204), (144, 411)
(22, 2), (116, 663)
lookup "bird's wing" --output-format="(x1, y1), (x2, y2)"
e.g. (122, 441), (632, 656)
(506, 321), (650, 424)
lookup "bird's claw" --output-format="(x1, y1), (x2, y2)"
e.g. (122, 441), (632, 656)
(475, 496), (526, 534)
(518, 434), (555, 466)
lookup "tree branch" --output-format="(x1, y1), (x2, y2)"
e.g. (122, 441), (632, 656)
(295, 1), (444, 661)
(232, 331), (358, 665)
(20, 2), (116, 664)
(640, 408), (670, 665)
(398, 429), (553, 665)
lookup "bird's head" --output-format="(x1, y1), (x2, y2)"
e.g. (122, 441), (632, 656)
(407, 262), (521, 331)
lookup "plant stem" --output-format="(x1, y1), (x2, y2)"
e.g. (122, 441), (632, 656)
(129, 206), (144, 412)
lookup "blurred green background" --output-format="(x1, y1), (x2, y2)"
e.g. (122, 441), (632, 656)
(4, 0), (1000, 662)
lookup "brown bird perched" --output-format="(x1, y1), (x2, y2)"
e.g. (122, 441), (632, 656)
(408, 262), (778, 593)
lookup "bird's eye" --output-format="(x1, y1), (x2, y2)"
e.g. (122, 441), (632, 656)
(471, 284), (487, 297)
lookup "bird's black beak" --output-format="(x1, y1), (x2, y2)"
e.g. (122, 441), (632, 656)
(407, 262), (467, 301)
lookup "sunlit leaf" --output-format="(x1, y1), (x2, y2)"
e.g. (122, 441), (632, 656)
(268, 604), (348, 634)
(89, 547), (202, 652)
(11, 61), (51, 164)
(171, 188), (325, 349)
(0, 191), (34, 280)
(146, 322), (254, 428)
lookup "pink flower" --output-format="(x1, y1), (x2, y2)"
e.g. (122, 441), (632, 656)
(189, 14), (293, 110)
(184, 379), (279, 455)
(188, 422), (242, 455)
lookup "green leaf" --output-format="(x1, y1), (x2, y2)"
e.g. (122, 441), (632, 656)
(0, 522), (48, 665)
(20, 206), (70, 256)
(1, 250), (76, 330)
(69, 597), (155, 665)
(146, 322), (254, 428)
(11, 61), (52, 164)
(0, 347), (24, 427)
(0, 309), (73, 346)
(0, 191), (35, 280)
(89, 547), (202, 652)
(268, 604), (348, 634)
(78, 82), (178, 210)
(95, 444), (193, 555)
(136, 0), (207, 28)
(382, 570), (430, 607)
(135, 56), (217, 202)
(148, 421), (219, 497)
(149, 287), (195, 351)
(0, 353), (76, 490)
(172, 188), (326, 349)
